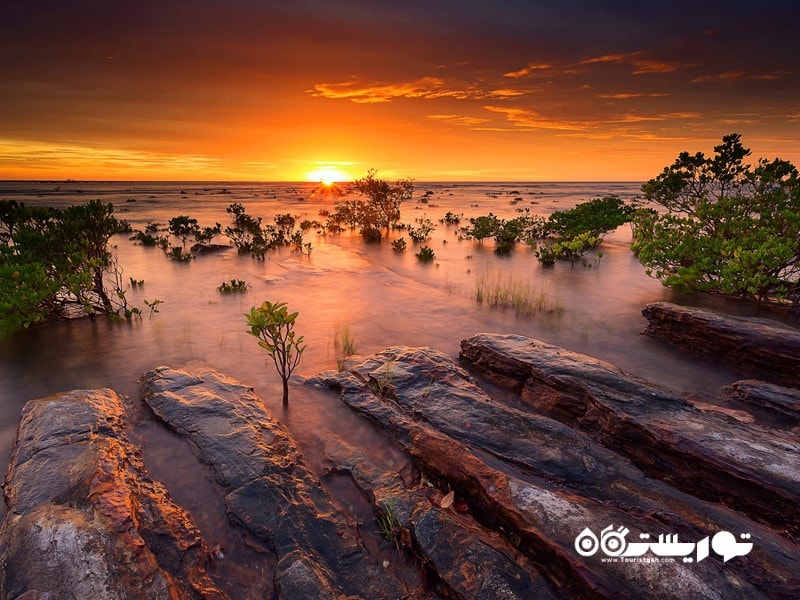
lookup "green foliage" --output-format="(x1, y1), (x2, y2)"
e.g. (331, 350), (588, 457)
(193, 223), (222, 248)
(246, 300), (307, 405)
(391, 237), (407, 252)
(133, 216), (220, 259)
(415, 246), (436, 262)
(632, 134), (800, 306)
(217, 279), (250, 293)
(168, 215), (199, 249)
(440, 211), (462, 225)
(334, 322), (358, 371)
(144, 298), (163, 319)
(462, 211), (546, 254)
(546, 196), (633, 239)
(408, 218), (435, 242)
(534, 243), (558, 266)
(495, 214), (545, 254)
(377, 496), (405, 551)
(361, 225), (383, 242)
(167, 246), (193, 262)
(224, 203), (308, 259)
(0, 199), (139, 335)
(325, 199), (370, 232)
(462, 213), (500, 242)
(537, 232), (600, 266)
(528, 197), (630, 266)
(225, 202), (266, 256)
(0, 261), (57, 336)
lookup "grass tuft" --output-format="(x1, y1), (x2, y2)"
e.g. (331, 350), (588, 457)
(474, 271), (563, 317)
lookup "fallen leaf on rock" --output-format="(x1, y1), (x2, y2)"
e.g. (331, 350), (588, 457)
(440, 490), (455, 509)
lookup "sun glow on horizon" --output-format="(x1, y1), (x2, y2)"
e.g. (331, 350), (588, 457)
(307, 166), (350, 185)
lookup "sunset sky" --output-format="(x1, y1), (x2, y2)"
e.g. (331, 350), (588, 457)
(2, 1), (799, 182)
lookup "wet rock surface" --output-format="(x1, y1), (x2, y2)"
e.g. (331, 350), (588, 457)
(140, 365), (403, 599)
(722, 379), (800, 427)
(311, 346), (800, 599)
(6, 345), (798, 599)
(0, 388), (224, 599)
(460, 333), (800, 539)
(323, 436), (553, 600)
(641, 301), (800, 384)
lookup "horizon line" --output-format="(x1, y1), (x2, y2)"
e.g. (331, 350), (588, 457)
(0, 178), (645, 184)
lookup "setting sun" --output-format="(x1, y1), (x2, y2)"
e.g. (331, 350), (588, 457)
(307, 166), (349, 185)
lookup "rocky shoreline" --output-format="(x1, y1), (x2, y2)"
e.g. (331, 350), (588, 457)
(1, 305), (798, 598)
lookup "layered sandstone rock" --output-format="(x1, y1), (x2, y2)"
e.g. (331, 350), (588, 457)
(0, 388), (224, 599)
(312, 346), (799, 599)
(140, 365), (403, 599)
(641, 302), (800, 384)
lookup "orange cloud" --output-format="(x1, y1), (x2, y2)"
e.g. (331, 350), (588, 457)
(0, 139), (230, 178)
(482, 106), (588, 131)
(503, 63), (552, 78)
(581, 52), (679, 74)
(609, 112), (701, 123)
(599, 92), (670, 99)
(427, 114), (491, 126)
(310, 78), (526, 103)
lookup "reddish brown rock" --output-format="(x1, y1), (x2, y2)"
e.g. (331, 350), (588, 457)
(641, 302), (800, 384)
(0, 388), (224, 599)
(324, 436), (555, 600)
(311, 348), (800, 599)
(722, 380), (800, 427)
(460, 333), (800, 540)
(141, 365), (403, 600)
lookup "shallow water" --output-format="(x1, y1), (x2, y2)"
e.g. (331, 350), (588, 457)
(0, 180), (788, 590)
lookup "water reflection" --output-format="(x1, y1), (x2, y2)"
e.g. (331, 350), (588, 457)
(0, 181), (785, 538)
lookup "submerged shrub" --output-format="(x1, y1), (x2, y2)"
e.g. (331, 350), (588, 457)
(408, 218), (436, 243)
(224, 203), (307, 259)
(462, 214), (500, 243)
(440, 211), (462, 225)
(463, 210), (546, 254)
(391, 237), (407, 252)
(546, 196), (633, 239)
(353, 169), (414, 233)
(218, 279), (250, 293)
(361, 226), (382, 242)
(415, 246), (436, 262)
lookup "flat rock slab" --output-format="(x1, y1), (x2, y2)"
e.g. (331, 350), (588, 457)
(141, 365), (403, 599)
(460, 333), (800, 539)
(312, 348), (799, 599)
(641, 301), (800, 384)
(722, 380), (800, 427)
(0, 388), (224, 599)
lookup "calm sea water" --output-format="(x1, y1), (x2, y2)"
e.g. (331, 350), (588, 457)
(0, 180), (782, 593)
